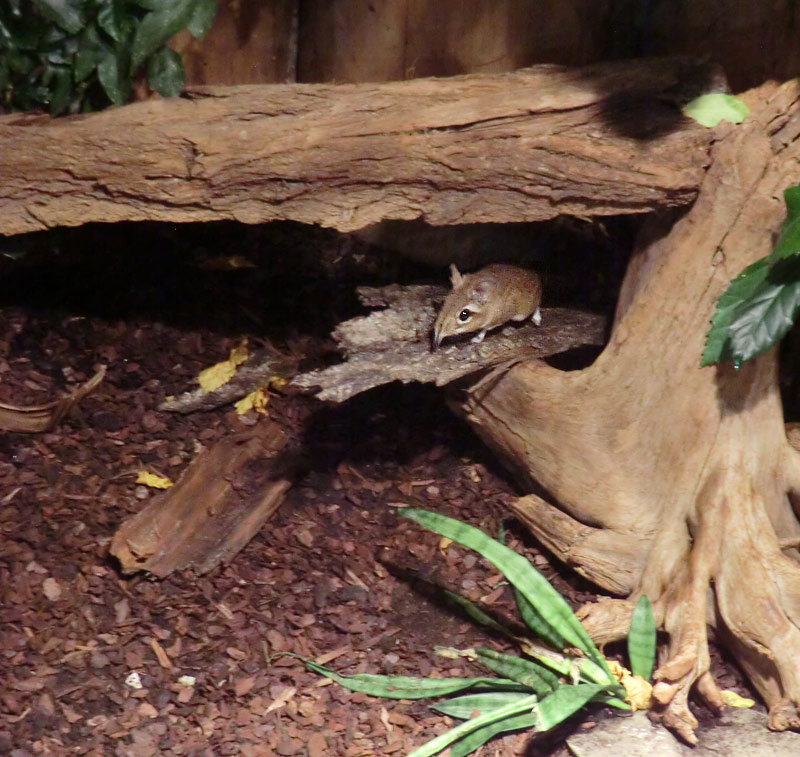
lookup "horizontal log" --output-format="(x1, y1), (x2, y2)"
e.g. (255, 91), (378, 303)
(0, 57), (718, 237)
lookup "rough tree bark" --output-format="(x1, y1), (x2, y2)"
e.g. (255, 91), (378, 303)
(462, 80), (800, 741)
(0, 57), (717, 236)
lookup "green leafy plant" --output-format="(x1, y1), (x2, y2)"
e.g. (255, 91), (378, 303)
(702, 185), (800, 367)
(0, 0), (217, 115)
(301, 509), (658, 757)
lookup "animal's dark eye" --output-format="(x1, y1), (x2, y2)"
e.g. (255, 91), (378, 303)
(458, 309), (472, 322)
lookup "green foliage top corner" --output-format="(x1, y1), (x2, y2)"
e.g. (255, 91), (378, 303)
(701, 185), (800, 368)
(1, 0), (218, 116)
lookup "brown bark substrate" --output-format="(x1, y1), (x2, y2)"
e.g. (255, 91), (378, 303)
(463, 79), (800, 741)
(0, 57), (718, 236)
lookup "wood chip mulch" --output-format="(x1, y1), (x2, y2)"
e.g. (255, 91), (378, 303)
(0, 222), (753, 757)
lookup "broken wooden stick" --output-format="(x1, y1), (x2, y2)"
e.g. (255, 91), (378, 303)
(110, 420), (292, 576)
(291, 283), (606, 402)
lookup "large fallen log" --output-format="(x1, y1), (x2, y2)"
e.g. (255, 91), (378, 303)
(0, 57), (719, 236)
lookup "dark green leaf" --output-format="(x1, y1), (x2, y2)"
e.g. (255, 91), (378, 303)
(475, 648), (559, 695)
(700, 257), (770, 366)
(97, 49), (125, 105)
(628, 595), (656, 681)
(449, 712), (538, 757)
(33, 0), (84, 35)
(130, 0), (169, 9)
(769, 186), (800, 261)
(186, 0), (217, 39)
(97, 0), (127, 42)
(703, 186), (800, 368)
(146, 45), (183, 97)
(47, 64), (73, 114)
(432, 691), (534, 720)
(130, 0), (194, 70)
(303, 659), (529, 700)
(74, 24), (104, 83)
(726, 259), (800, 364)
(401, 509), (612, 681)
(7, 48), (36, 75)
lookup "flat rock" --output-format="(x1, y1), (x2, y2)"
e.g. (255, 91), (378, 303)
(567, 709), (800, 757)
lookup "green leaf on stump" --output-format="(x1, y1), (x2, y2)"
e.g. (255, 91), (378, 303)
(682, 93), (749, 127)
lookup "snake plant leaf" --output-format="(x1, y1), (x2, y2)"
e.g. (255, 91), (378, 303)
(401, 508), (612, 681)
(628, 595), (656, 681)
(302, 659), (528, 699)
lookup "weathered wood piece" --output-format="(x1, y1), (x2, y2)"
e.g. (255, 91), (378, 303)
(0, 366), (106, 433)
(159, 352), (296, 414)
(0, 57), (718, 237)
(461, 80), (800, 741)
(110, 421), (291, 577)
(291, 283), (606, 402)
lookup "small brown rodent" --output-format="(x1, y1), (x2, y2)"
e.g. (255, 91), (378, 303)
(432, 263), (542, 350)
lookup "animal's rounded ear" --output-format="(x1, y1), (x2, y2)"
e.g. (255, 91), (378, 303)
(472, 280), (492, 304)
(449, 264), (464, 289)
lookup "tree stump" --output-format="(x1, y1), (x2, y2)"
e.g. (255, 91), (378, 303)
(462, 79), (800, 741)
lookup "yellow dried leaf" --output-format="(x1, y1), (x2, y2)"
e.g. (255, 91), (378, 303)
(229, 342), (249, 366)
(235, 388), (269, 416)
(136, 471), (173, 489)
(720, 689), (755, 708)
(197, 340), (249, 392)
(197, 255), (256, 271)
(608, 660), (653, 711)
(439, 536), (453, 553)
(198, 361), (236, 391)
(269, 376), (288, 391)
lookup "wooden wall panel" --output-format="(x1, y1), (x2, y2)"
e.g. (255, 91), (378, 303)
(297, 0), (611, 83)
(172, 0), (298, 85)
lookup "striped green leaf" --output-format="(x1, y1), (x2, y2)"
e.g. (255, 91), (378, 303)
(449, 711), (538, 757)
(302, 660), (528, 699)
(474, 647), (558, 695)
(628, 595), (656, 681)
(535, 683), (610, 732)
(406, 693), (540, 757)
(401, 508), (612, 681)
(432, 691), (533, 719)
